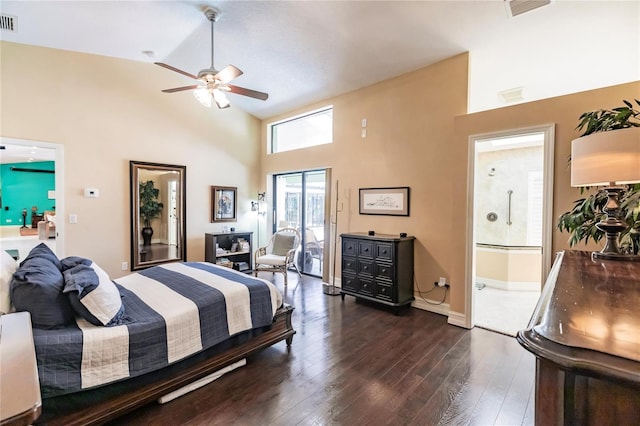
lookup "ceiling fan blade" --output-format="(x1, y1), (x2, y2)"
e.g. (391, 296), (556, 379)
(215, 65), (243, 84)
(154, 62), (198, 80)
(161, 85), (199, 93)
(227, 84), (269, 101)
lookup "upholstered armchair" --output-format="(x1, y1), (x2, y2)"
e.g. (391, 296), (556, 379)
(254, 228), (301, 286)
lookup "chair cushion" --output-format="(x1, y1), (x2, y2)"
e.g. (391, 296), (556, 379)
(256, 254), (287, 266)
(272, 233), (296, 256)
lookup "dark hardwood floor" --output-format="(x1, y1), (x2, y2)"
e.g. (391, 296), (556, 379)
(110, 273), (535, 425)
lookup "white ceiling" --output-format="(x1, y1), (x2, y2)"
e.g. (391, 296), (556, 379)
(1, 0), (638, 121)
(0, 142), (55, 164)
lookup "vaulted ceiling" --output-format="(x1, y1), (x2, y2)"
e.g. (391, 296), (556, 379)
(1, 1), (638, 119)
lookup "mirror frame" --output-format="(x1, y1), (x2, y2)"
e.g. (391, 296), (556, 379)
(130, 161), (187, 271)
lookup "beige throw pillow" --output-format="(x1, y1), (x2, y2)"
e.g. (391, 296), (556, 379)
(272, 233), (295, 256)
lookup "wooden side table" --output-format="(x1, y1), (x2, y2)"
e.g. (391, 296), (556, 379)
(517, 251), (640, 425)
(0, 312), (41, 426)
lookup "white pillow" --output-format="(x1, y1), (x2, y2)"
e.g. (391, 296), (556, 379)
(0, 250), (18, 314)
(62, 261), (124, 326)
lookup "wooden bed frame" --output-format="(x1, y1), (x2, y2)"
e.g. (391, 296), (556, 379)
(41, 304), (295, 426)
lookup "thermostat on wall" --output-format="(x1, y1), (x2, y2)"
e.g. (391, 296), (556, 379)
(84, 188), (99, 198)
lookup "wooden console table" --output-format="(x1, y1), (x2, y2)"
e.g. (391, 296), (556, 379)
(0, 312), (41, 426)
(517, 250), (640, 425)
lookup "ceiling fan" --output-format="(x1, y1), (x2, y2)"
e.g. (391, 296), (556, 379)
(155, 7), (268, 109)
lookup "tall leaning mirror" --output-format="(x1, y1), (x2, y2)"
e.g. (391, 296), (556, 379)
(130, 161), (186, 271)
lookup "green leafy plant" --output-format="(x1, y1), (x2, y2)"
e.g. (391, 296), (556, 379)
(557, 99), (640, 254)
(139, 180), (163, 228)
(576, 99), (640, 136)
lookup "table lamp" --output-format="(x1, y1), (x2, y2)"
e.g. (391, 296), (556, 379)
(571, 127), (640, 260)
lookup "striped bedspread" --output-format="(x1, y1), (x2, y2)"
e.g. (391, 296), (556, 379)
(33, 262), (282, 398)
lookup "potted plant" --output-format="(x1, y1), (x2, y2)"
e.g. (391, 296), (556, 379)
(557, 99), (640, 254)
(139, 180), (164, 246)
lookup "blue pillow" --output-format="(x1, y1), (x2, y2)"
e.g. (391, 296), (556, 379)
(20, 242), (62, 270)
(10, 256), (74, 329)
(63, 261), (125, 326)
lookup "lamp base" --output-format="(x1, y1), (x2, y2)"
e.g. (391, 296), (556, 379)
(322, 282), (341, 296)
(592, 187), (636, 261)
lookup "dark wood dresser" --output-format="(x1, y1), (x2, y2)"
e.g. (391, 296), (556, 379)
(340, 232), (415, 312)
(517, 250), (640, 426)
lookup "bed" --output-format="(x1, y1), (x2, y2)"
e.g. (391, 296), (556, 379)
(1, 244), (295, 425)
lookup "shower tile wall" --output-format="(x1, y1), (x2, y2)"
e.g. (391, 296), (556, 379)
(476, 146), (543, 246)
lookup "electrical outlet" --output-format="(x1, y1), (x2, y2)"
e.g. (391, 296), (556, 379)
(438, 277), (447, 287)
(121, 262), (128, 271)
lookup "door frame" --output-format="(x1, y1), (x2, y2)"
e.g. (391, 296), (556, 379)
(464, 124), (555, 329)
(0, 136), (65, 258)
(270, 168), (330, 280)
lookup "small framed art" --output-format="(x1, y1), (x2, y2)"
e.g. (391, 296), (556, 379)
(211, 186), (237, 222)
(359, 187), (410, 216)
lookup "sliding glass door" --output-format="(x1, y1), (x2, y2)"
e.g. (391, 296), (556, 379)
(274, 170), (326, 277)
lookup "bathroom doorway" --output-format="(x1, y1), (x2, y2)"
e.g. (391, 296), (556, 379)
(469, 125), (554, 336)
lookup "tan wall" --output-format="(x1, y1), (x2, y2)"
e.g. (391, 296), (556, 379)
(451, 81), (640, 315)
(261, 53), (470, 302)
(1, 42), (262, 277)
(260, 51), (638, 318)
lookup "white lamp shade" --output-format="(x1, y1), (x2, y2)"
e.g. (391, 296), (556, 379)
(571, 127), (640, 187)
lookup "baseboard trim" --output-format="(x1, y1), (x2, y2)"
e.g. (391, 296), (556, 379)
(476, 277), (540, 292)
(447, 310), (470, 329)
(411, 297), (450, 317)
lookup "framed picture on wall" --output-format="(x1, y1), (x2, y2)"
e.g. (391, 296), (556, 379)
(211, 186), (237, 222)
(359, 187), (410, 216)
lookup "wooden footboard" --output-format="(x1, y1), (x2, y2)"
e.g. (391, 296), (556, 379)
(43, 304), (295, 426)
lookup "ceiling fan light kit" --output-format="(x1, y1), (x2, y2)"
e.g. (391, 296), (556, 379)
(155, 7), (268, 110)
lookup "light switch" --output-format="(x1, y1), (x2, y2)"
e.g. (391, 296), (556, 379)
(69, 214), (78, 224)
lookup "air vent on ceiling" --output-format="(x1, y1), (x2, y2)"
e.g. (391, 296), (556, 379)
(499, 87), (524, 104)
(0, 14), (17, 32)
(506, 0), (551, 17)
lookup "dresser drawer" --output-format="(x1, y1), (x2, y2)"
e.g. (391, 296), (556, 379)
(358, 277), (374, 296)
(342, 256), (357, 274)
(342, 273), (359, 293)
(358, 241), (374, 258)
(375, 243), (393, 260)
(375, 280), (393, 302)
(375, 262), (393, 280)
(342, 239), (358, 256)
(358, 259), (374, 276)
